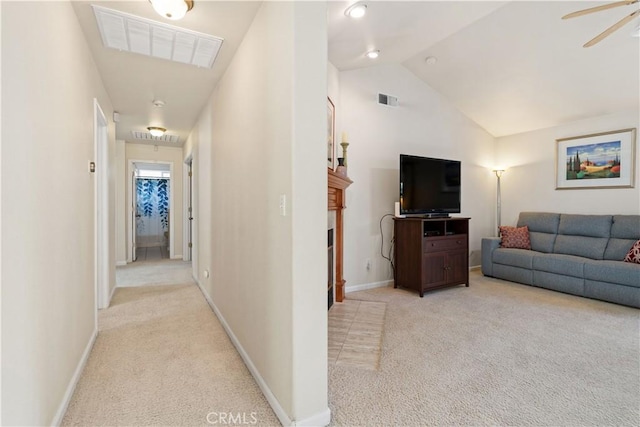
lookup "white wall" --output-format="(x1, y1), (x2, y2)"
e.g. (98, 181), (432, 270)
(125, 143), (184, 261)
(185, 2), (328, 424)
(1, 2), (115, 425)
(338, 64), (496, 284)
(496, 110), (640, 226)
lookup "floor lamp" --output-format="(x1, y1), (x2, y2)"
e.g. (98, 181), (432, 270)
(493, 169), (505, 236)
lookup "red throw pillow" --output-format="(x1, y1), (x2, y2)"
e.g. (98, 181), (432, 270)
(623, 240), (640, 264)
(499, 225), (531, 250)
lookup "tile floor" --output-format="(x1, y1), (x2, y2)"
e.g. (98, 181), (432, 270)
(328, 298), (386, 370)
(135, 245), (169, 261)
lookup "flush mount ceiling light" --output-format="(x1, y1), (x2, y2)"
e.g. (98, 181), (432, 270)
(425, 56), (438, 65)
(147, 126), (167, 137)
(149, 0), (194, 20)
(345, 2), (367, 18)
(366, 50), (380, 59)
(152, 99), (166, 107)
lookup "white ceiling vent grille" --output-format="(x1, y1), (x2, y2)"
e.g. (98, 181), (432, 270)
(131, 131), (180, 144)
(92, 5), (223, 69)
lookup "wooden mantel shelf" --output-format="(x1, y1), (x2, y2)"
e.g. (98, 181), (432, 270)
(328, 168), (353, 303)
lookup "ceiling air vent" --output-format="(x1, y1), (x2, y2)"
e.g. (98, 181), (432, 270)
(131, 131), (180, 144)
(92, 5), (223, 69)
(378, 93), (399, 107)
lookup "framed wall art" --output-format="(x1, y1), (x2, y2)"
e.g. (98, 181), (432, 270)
(556, 128), (636, 189)
(327, 97), (335, 170)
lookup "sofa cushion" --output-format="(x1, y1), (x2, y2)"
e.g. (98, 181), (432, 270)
(517, 213), (560, 253)
(493, 248), (536, 269)
(606, 238), (640, 261)
(610, 215), (640, 240)
(558, 214), (612, 238)
(606, 216), (640, 261)
(533, 253), (585, 278)
(517, 212), (560, 233)
(499, 225), (531, 249)
(624, 240), (640, 264)
(554, 235), (609, 260)
(584, 259), (640, 288)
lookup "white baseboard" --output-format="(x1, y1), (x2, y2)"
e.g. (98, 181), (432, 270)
(293, 408), (331, 426)
(50, 327), (98, 426)
(194, 281), (293, 426)
(108, 283), (117, 305)
(116, 260), (127, 267)
(345, 279), (393, 294)
(171, 254), (183, 260)
(470, 265), (481, 271)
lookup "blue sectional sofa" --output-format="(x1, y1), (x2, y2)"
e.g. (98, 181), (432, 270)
(482, 212), (640, 308)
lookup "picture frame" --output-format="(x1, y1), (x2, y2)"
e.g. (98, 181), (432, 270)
(327, 97), (335, 170)
(556, 128), (636, 190)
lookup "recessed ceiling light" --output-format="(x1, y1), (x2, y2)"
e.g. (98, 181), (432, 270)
(366, 50), (379, 59)
(345, 2), (367, 19)
(147, 126), (167, 137)
(425, 56), (438, 65)
(152, 99), (166, 107)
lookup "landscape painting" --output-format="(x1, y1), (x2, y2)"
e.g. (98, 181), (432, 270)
(556, 128), (636, 189)
(565, 140), (621, 180)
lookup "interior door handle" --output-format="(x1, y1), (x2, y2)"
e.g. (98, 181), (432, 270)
(189, 217), (194, 220)
(136, 214), (141, 218)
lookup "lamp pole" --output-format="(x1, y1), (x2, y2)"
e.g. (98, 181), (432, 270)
(493, 170), (504, 236)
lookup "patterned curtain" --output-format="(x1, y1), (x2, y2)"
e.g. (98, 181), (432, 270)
(136, 179), (169, 246)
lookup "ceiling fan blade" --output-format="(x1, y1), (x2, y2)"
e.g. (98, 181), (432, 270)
(562, 0), (638, 19)
(584, 8), (640, 47)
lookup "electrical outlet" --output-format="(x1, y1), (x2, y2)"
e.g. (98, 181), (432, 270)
(279, 194), (286, 216)
(366, 259), (371, 271)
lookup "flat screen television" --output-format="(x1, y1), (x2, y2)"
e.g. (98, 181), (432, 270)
(399, 154), (461, 216)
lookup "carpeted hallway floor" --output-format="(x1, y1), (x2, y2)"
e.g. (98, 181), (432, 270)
(62, 260), (280, 426)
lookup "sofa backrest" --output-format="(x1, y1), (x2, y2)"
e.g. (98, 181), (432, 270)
(554, 214), (612, 260)
(604, 215), (640, 261)
(517, 212), (560, 253)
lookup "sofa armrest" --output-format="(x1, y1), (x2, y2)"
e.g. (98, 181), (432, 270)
(481, 237), (501, 276)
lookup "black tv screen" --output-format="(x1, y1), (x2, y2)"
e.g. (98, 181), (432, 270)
(399, 154), (461, 215)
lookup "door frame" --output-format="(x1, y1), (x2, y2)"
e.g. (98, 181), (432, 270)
(127, 159), (175, 262)
(183, 156), (192, 261)
(94, 99), (110, 311)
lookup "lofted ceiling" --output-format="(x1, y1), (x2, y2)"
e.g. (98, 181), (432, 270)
(72, 1), (639, 146)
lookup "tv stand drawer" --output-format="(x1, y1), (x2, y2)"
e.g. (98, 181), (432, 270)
(423, 235), (467, 253)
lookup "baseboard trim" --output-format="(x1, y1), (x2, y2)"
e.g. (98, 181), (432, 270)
(293, 408), (331, 426)
(108, 283), (117, 305)
(194, 281), (293, 427)
(345, 279), (393, 294)
(50, 327), (98, 426)
(470, 265), (481, 271)
(171, 254), (183, 260)
(116, 260), (127, 267)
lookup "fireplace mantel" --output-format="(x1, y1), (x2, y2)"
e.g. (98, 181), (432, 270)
(328, 169), (353, 302)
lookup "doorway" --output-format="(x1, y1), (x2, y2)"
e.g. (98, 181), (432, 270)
(127, 160), (175, 263)
(132, 162), (171, 261)
(94, 99), (110, 310)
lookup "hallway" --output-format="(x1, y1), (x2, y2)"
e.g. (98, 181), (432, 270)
(62, 261), (279, 426)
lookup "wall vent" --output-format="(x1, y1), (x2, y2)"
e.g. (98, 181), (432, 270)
(378, 93), (399, 107)
(131, 131), (180, 144)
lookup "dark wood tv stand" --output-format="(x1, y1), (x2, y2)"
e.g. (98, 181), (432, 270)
(393, 217), (470, 297)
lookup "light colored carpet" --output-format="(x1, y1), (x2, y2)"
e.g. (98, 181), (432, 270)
(116, 259), (194, 287)
(62, 262), (279, 426)
(329, 270), (640, 426)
